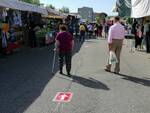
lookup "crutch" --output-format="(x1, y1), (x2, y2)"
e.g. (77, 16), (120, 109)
(51, 49), (57, 74)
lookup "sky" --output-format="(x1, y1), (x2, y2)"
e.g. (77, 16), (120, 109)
(40, 0), (117, 15)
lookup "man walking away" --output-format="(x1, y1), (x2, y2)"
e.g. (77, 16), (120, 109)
(105, 16), (125, 74)
(55, 25), (74, 76)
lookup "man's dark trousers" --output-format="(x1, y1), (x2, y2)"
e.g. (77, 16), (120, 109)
(79, 31), (85, 42)
(59, 52), (72, 74)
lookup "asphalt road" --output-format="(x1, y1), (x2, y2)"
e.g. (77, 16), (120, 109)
(0, 37), (150, 113)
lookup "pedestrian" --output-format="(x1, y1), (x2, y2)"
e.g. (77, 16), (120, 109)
(28, 24), (36, 48)
(55, 24), (74, 76)
(94, 24), (98, 37)
(131, 20), (138, 48)
(79, 23), (86, 42)
(104, 23), (109, 38)
(143, 20), (150, 53)
(105, 16), (125, 74)
(68, 22), (74, 36)
(135, 24), (142, 50)
(98, 24), (103, 37)
(75, 24), (79, 36)
(87, 23), (93, 38)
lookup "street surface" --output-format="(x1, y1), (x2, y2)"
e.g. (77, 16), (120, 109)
(0, 37), (150, 113)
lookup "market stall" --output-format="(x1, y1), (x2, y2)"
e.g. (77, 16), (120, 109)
(0, 0), (48, 55)
(0, 0), (48, 15)
(131, 0), (150, 18)
(0, 7), (23, 54)
(131, 0), (150, 53)
(38, 8), (64, 46)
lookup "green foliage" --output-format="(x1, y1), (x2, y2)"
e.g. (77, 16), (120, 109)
(95, 16), (101, 24)
(59, 7), (70, 13)
(20, 0), (40, 5)
(100, 13), (108, 18)
(36, 28), (50, 38)
(106, 16), (110, 19)
(126, 17), (133, 25)
(95, 16), (99, 22)
(47, 4), (55, 9)
(20, 0), (32, 3)
(33, 0), (40, 5)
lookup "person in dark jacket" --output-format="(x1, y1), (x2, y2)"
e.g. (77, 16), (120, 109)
(144, 20), (150, 53)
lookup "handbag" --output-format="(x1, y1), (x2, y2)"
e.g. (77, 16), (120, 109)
(109, 51), (118, 64)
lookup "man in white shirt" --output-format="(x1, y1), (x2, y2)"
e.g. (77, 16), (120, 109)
(105, 16), (125, 74)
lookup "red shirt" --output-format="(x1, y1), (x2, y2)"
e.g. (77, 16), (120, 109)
(56, 31), (73, 53)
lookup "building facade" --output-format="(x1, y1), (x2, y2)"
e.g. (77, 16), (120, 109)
(78, 7), (94, 22)
(115, 0), (131, 17)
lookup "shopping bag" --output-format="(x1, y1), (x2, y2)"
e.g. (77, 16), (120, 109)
(109, 51), (118, 64)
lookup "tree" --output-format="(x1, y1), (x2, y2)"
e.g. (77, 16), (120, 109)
(59, 7), (70, 13)
(20, 0), (40, 5)
(126, 17), (133, 25)
(95, 16), (100, 23)
(99, 12), (108, 18)
(47, 4), (55, 9)
(32, 0), (40, 5)
(20, 0), (32, 3)
(95, 15), (100, 24)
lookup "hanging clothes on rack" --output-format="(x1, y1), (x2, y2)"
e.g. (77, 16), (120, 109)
(13, 11), (22, 27)
(2, 9), (7, 22)
(1, 22), (9, 49)
(1, 31), (7, 48)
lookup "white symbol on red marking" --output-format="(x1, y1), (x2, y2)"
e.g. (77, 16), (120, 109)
(53, 92), (73, 102)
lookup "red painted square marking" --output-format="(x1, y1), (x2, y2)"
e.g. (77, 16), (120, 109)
(53, 92), (73, 102)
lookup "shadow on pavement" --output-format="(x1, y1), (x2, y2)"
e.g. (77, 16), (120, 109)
(0, 46), (55, 113)
(114, 73), (150, 87)
(0, 37), (84, 113)
(62, 74), (110, 90)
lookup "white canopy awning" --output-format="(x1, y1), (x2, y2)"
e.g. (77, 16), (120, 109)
(131, 0), (150, 18)
(0, 0), (48, 15)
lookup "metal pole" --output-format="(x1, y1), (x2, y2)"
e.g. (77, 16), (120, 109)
(52, 50), (56, 74)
